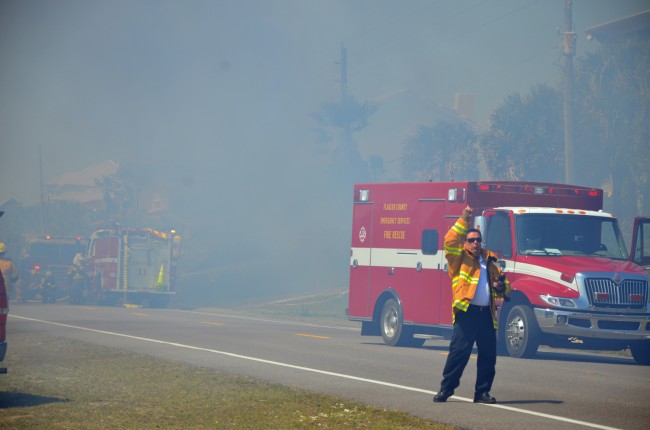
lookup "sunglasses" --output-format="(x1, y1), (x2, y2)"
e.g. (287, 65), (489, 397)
(466, 237), (482, 243)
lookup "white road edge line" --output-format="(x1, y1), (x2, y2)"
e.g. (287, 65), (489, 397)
(12, 315), (621, 430)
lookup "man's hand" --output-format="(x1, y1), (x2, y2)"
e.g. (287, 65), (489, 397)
(493, 276), (507, 293)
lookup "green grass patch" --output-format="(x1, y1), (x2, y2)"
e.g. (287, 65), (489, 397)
(0, 331), (452, 429)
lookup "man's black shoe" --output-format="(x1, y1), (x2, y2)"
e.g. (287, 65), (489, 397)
(473, 392), (496, 404)
(433, 390), (454, 403)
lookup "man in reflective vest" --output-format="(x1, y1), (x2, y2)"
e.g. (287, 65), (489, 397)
(433, 206), (510, 404)
(0, 242), (19, 300)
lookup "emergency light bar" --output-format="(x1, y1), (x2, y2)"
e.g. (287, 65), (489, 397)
(474, 183), (601, 198)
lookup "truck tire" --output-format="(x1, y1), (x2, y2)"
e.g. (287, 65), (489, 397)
(381, 299), (403, 346)
(504, 305), (540, 358)
(630, 341), (650, 365)
(380, 299), (424, 347)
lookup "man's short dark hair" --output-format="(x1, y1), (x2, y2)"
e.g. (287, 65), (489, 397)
(466, 228), (482, 239)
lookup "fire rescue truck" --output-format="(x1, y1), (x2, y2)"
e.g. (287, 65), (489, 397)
(83, 227), (180, 308)
(348, 181), (650, 365)
(20, 234), (86, 301)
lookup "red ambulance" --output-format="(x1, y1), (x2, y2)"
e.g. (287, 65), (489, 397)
(348, 181), (650, 364)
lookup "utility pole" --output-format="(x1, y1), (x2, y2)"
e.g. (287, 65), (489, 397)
(563, 0), (576, 184)
(339, 43), (348, 103)
(38, 145), (45, 234)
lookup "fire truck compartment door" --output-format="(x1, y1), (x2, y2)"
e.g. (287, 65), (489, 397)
(349, 202), (373, 317)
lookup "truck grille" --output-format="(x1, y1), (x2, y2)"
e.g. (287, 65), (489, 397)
(585, 278), (648, 309)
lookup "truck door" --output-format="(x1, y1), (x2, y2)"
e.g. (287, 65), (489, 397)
(631, 216), (650, 277)
(349, 201), (374, 318)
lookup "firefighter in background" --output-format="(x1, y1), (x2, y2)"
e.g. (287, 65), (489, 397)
(39, 270), (57, 303)
(21, 266), (44, 302)
(171, 235), (182, 259)
(67, 256), (88, 305)
(0, 242), (19, 301)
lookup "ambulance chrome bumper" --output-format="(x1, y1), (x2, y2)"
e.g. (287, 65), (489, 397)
(534, 308), (650, 340)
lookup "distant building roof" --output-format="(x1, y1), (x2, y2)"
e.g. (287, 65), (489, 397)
(585, 10), (650, 43)
(45, 160), (119, 208)
(47, 160), (119, 187)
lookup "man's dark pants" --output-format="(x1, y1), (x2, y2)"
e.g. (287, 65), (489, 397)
(439, 305), (497, 394)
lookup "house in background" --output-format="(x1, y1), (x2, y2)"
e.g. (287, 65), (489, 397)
(585, 9), (650, 43)
(45, 159), (169, 226)
(45, 160), (119, 210)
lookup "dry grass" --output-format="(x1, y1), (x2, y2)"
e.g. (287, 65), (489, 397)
(0, 331), (452, 429)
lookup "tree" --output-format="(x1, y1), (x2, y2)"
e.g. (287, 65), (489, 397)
(574, 39), (650, 220)
(94, 164), (136, 226)
(478, 84), (564, 182)
(311, 95), (378, 184)
(401, 121), (477, 182)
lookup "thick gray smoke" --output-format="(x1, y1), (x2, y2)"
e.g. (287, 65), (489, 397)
(1, 1), (646, 306)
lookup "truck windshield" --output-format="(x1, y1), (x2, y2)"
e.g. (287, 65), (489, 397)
(515, 213), (629, 260)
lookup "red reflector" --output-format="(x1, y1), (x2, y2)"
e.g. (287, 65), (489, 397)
(572, 189), (586, 196)
(595, 292), (609, 301)
(479, 184), (491, 191)
(630, 294), (644, 303)
(560, 273), (574, 283)
(588, 190), (599, 197)
(521, 186), (535, 193)
(547, 187), (558, 194)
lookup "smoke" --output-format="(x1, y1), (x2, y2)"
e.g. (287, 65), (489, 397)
(1, 0), (646, 306)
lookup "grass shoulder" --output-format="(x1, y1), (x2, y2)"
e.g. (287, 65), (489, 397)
(0, 331), (452, 429)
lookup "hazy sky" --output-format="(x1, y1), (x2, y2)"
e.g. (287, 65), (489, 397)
(1, 0), (648, 302)
(1, 0), (648, 204)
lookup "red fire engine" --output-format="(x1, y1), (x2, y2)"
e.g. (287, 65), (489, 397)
(83, 227), (181, 308)
(348, 181), (650, 365)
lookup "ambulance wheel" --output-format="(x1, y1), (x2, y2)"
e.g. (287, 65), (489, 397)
(630, 341), (650, 365)
(504, 305), (539, 358)
(381, 299), (403, 346)
(380, 298), (422, 347)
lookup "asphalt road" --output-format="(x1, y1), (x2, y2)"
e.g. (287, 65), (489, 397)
(7, 303), (649, 430)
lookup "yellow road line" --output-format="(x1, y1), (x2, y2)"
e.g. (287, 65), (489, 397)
(295, 333), (329, 339)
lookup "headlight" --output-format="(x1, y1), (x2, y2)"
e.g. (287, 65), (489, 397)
(541, 294), (577, 308)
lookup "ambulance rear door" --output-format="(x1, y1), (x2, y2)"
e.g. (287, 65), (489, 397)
(349, 191), (374, 319)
